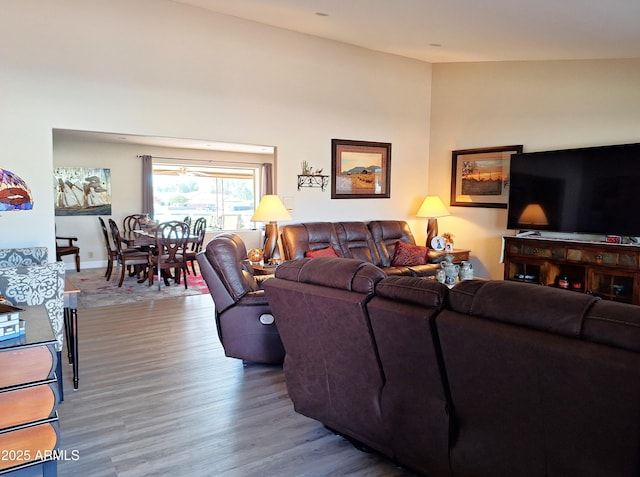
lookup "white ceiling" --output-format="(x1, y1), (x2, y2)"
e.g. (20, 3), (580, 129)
(172, 0), (640, 63)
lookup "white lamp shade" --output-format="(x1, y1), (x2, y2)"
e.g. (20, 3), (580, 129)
(416, 196), (450, 218)
(251, 195), (292, 222)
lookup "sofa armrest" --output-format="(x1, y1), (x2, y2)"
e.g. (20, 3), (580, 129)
(56, 236), (79, 246)
(237, 290), (270, 306)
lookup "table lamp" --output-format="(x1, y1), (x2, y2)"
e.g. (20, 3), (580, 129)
(416, 195), (450, 246)
(251, 195), (292, 263)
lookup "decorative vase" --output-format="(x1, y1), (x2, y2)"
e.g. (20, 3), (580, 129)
(459, 261), (473, 280)
(440, 258), (460, 285)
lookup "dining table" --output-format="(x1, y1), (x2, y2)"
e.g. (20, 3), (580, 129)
(120, 229), (199, 285)
(120, 229), (199, 247)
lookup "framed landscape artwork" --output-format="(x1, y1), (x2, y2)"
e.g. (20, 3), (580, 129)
(450, 145), (523, 208)
(331, 139), (391, 199)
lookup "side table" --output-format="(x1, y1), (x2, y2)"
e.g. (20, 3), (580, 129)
(251, 263), (279, 276)
(64, 278), (80, 390)
(447, 249), (470, 263)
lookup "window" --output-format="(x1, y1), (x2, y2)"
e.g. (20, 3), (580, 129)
(152, 163), (260, 230)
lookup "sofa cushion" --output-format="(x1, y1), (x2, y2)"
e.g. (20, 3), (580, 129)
(335, 222), (380, 264)
(391, 241), (429, 266)
(368, 220), (418, 266)
(305, 246), (339, 258)
(281, 222), (342, 260)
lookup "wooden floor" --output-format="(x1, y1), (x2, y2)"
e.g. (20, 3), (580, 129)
(57, 294), (417, 477)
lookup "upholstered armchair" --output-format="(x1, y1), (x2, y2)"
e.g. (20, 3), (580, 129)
(0, 248), (65, 397)
(196, 233), (284, 365)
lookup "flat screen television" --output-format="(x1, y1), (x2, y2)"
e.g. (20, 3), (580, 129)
(507, 142), (640, 237)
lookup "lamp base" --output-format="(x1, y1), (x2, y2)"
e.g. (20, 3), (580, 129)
(263, 222), (281, 263)
(426, 218), (438, 247)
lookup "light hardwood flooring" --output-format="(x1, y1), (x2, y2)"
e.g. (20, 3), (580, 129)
(57, 294), (417, 477)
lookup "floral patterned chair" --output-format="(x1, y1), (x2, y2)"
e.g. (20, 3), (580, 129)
(0, 247), (66, 398)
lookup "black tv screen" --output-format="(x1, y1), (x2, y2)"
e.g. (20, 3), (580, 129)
(507, 143), (640, 237)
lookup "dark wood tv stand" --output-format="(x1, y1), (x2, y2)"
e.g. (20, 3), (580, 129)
(503, 235), (640, 305)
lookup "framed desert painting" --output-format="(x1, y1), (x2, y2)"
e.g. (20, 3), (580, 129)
(450, 145), (523, 208)
(331, 139), (391, 199)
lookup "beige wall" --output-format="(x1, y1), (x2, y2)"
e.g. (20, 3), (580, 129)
(429, 59), (640, 278)
(0, 0), (432, 261)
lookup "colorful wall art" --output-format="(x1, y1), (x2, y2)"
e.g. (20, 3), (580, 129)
(54, 167), (112, 216)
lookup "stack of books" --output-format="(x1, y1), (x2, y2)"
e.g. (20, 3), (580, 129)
(0, 303), (25, 341)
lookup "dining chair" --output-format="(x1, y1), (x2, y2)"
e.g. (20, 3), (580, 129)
(183, 216), (192, 229)
(149, 221), (190, 290)
(186, 217), (207, 276)
(98, 217), (117, 280)
(55, 232), (80, 272)
(108, 219), (150, 287)
(122, 214), (147, 232)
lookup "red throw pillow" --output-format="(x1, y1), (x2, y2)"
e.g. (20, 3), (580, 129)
(305, 246), (340, 258)
(391, 240), (429, 266)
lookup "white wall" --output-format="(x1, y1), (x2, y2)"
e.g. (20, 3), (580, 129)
(0, 0), (432, 261)
(430, 59), (640, 279)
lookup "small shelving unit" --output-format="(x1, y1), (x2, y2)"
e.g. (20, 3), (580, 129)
(297, 174), (329, 191)
(503, 235), (640, 304)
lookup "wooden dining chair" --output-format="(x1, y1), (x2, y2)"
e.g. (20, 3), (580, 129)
(149, 221), (190, 290)
(122, 214), (147, 232)
(55, 232), (80, 272)
(186, 217), (207, 276)
(98, 217), (116, 280)
(108, 219), (150, 287)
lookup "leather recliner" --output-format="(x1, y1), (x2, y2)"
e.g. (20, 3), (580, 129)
(263, 257), (393, 457)
(196, 233), (285, 364)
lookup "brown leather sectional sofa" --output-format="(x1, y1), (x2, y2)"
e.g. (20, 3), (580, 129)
(280, 220), (444, 276)
(263, 256), (640, 477)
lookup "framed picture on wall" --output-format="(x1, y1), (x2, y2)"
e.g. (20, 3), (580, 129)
(331, 139), (392, 199)
(450, 145), (523, 208)
(54, 167), (112, 216)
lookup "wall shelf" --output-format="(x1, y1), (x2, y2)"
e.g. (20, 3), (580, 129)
(297, 174), (329, 191)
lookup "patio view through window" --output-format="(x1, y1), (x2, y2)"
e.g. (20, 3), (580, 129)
(152, 164), (259, 230)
